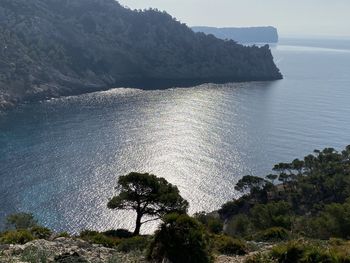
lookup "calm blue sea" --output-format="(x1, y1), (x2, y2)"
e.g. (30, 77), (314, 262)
(1, 37), (350, 233)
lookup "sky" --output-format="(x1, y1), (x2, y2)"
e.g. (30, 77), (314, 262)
(118, 0), (350, 38)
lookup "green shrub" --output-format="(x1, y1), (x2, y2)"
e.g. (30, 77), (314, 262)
(194, 212), (223, 234)
(213, 235), (247, 255)
(250, 201), (293, 230)
(328, 238), (345, 246)
(255, 227), (290, 242)
(57, 232), (70, 238)
(147, 213), (213, 263)
(207, 218), (223, 234)
(271, 241), (305, 262)
(103, 229), (133, 239)
(295, 200), (350, 240)
(270, 241), (345, 263)
(0, 229), (34, 244)
(30, 226), (52, 239)
(80, 230), (119, 248)
(303, 248), (338, 263)
(6, 213), (38, 230)
(245, 253), (276, 263)
(117, 236), (149, 252)
(225, 214), (251, 237)
(21, 247), (51, 263)
(295, 215), (334, 240)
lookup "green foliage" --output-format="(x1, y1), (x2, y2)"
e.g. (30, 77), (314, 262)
(270, 241), (344, 263)
(225, 214), (251, 238)
(250, 202), (293, 230)
(103, 229), (133, 239)
(21, 247), (51, 263)
(207, 219), (223, 235)
(0, 0), (282, 108)
(218, 198), (251, 219)
(3, 213), (53, 242)
(108, 172), (189, 235)
(57, 232), (71, 238)
(245, 253), (276, 263)
(255, 227), (290, 242)
(79, 230), (119, 248)
(0, 229), (34, 244)
(296, 199), (350, 239)
(213, 235), (247, 256)
(220, 145), (350, 241)
(194, 212), (223, 234)
(235, 175), (273, 197)
(30, 226), (52, 239)
(6, 213), (38, 230)
(147, 213), (212, 263)
(117, 236), (149, 253)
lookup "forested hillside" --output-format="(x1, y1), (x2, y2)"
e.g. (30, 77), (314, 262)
(0, 0), (282, 109)
(192, 26), (279, 43)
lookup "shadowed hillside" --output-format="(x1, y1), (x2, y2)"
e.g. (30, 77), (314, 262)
(0, 0), (282, 109)
(192, 26), (279, 43)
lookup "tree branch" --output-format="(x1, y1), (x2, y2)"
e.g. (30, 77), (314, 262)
(141, 217), (161, 225)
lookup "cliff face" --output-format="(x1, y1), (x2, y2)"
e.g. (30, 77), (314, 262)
(192, 26), (279, 43)
(0, 0), (282, 109)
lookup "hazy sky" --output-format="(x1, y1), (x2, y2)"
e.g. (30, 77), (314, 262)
(119, 0), (350, 37)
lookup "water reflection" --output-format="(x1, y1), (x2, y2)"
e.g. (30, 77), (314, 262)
(1, 40), (350, 233)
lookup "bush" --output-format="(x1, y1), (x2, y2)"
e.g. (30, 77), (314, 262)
(225, 214), (251, 237)
(30, 226), (52, 239)
(245, 253), (275, 263)
(6, 213), (38, 230)
(21, 247), (51, 263)
(255, 227), (290, 242)
(294, 215), (335, 240)
(194, 212), (223, 234)
(117, 236), (149, 252)
(271, 241), (306, 262)
(0, 229), (34, 244)
(207, 218), (224, 235)
(270, 241), (343, 263)
(250, 201), (293, 230)
(80, 230), (119, 248)
(295, 200), (350, 240)
(147, 213), (212, 263)
(213, 235), (247, 255)
(57, 232), (70, 238)
(102, 229), (133, 239)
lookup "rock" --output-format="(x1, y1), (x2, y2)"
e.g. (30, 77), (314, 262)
(0, 238), (147, 263)
(0, 244), (10, 250)
(54, 252), (88, 263)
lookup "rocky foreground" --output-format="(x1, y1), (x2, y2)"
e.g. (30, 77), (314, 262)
(0, 237), (270, 263)
(0, 238), (147, 263)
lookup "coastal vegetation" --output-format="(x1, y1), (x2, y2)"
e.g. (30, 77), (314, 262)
(219, 146), (350, 240)
(192, 26), (279, 43)
(107, 172), (188, 235)
(0, 0), (282, 109)
(1, 145), (350, 262)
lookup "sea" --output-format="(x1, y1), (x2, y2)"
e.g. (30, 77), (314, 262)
(1, 37), (350, 233)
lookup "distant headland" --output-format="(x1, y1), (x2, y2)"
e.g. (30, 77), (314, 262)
(0, 0), (282, 110)
(192, 26), (279, 43)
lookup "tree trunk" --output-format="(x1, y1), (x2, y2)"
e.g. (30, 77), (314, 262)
(133, 212), (142, 236)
